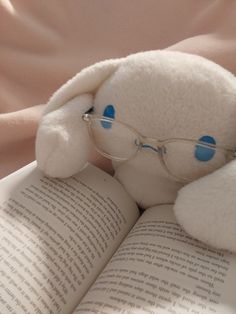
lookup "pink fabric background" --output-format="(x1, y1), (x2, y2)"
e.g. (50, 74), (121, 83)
(0, 0), (236, 178)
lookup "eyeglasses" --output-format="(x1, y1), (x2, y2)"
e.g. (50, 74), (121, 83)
(82, 114), (236, 182)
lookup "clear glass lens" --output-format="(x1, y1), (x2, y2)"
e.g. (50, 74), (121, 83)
(88, 117), (140, 160)
(84, 115), (234, 181)
(162, 140), (229, 181)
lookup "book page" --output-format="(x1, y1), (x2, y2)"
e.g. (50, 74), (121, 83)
(0, 162), (139, 314)
(75, 205), (236, 314)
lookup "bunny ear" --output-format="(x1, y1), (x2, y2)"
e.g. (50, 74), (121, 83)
(36, 94), (93, 177)
(173, 160), (236, 252)
(36, 57), (123, 177)
(44, 58), (123, 115)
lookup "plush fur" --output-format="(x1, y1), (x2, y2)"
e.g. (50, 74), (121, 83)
(36, 50), (236, 252)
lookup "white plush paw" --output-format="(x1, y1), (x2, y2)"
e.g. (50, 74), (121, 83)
(173, 161), (236, 252)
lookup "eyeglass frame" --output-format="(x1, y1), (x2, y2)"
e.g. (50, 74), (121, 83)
(82, 113), (236, 182)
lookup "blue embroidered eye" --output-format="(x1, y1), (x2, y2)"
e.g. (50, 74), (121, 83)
(195, 135), (216, 161)
(101, 104), (115, 129)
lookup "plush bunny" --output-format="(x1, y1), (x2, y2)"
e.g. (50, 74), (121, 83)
(36, 50), (236, 252)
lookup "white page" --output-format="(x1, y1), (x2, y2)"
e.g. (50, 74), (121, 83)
(0, 162), (139, 314)
(75, 205), (236, 314)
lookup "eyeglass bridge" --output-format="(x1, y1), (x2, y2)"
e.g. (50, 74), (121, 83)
(136, 138), (167, 155)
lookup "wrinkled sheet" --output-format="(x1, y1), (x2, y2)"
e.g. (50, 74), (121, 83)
(0, 0), (236, 178)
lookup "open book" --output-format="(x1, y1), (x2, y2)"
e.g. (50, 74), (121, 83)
(0, 162), (236, 314)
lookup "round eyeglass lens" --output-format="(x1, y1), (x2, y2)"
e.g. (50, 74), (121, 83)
(162, 140), (229, 181)
(88, 118), (140, 161)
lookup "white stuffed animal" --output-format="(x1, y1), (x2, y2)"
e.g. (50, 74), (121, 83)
(36, 51), (236, 252)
